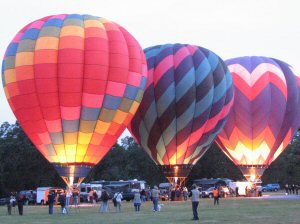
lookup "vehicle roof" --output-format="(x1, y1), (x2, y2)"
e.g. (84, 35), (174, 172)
(36, 187), (52, 190)
(194, 179), (227, 185)
(105, 183), (129, 187)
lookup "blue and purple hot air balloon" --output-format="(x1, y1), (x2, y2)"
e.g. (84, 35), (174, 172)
(129, 44), (234, 184)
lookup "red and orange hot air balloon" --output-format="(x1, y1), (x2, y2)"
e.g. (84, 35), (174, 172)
(129, 44), (234, 185)
(216, 56), (300, 182)
(2, 14), (147, 186)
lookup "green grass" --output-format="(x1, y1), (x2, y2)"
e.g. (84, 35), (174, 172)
(0, 196), (299, 224)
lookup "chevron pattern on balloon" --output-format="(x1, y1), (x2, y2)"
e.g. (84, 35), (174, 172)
(216, 56), (300, 168)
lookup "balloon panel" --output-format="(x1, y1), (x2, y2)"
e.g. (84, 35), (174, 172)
(216, 56), (300, 167)
(129, 44), (234, 166)
(2, 14), (147, 167)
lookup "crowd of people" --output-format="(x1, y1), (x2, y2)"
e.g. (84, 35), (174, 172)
(284, 184), (299, 195)
(5, 182), (298, 222)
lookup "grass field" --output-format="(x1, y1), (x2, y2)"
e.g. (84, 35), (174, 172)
(0, 194), (299, 224)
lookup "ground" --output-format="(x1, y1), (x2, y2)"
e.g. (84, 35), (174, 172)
(0, 192), (299, 224)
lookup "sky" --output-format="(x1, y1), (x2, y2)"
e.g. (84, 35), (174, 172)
(0, 0), (300, 139)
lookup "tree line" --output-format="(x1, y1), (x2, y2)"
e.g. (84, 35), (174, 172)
(0, 122), (299, 197)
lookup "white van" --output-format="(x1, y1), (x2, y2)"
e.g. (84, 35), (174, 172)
(36, 187), (64, 205)
(77, 183), (102, 202)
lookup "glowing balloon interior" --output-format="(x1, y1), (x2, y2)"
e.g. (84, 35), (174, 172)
(216, 56), (300, 182)
(129, 44), (234, 185)
(2, 14), (147, 185)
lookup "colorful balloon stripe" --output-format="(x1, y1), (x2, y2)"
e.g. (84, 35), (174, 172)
(216, 56), (300, 167)
(2, 14), (147, 169)
(129, 44), (234, 167)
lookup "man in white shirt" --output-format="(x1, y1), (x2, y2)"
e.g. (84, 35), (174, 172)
(114, 192), (123, 212)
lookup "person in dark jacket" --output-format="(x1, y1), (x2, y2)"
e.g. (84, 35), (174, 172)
(48, 191), (56, 215)
(59, 192), (67, 214)
(189, 184), (200, 220)
(99, 190), (109, 213)
(170, 188), (176, 201)
(16, 193), (25, 215)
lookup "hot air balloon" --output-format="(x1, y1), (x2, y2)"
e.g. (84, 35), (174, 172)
(128, 44), (234, 185)
(2, 14), (147, 186)
(215, 56), (300, 182)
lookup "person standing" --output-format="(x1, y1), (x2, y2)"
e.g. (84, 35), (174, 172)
(189, 184), (200, 220)
(114, 192), (123, 212)
(7, 194), (15, 215)
(133, 191), (142, 212)
(100, 190), (109, 213)
(285, 184), (289, 195)
(140, 189), (146, 202)
(59, 192), (67, 214)
(235, 186), (239, 197)
(170, 188), (176, 201)
(175, 187), (181, 201)
(151, 186), (160, 212)
(48, 191), (56, 215)
(213, 187), (219, 205)
(88, 190), (94, 204)
(183, 187), (188, 201)
(93, 190), (98, 206)
(72, 189), (80, 212)
(288, 184), (292, 195)
(16, 192), (25, 216)
(66, 188), (72, 213)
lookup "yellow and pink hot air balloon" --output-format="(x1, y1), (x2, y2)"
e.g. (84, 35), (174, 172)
(2, 14), (147, 186)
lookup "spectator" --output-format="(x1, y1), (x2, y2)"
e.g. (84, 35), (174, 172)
(65, 188), (72, 213)
(59, 192), (67, 214)
(72, 189), (80, 211)
(7, 194), (15, 215)
(151, 186), (160, 212)
(114, 192), (123, 212)
(93, 190), (98, 205)
(100, 190), (109, 213)
(170, 188), (176, 201)
(292, 184), (295, 194)
(175, 187), (181, 201)
(295, 184), (299, 195)
(88, 190), (94, 204)
(213, 187), (219, 205)
(189, 184), (200, 220)
(288, 184), (292, 195)
(48, 191), (56, 215)
(140, 189), (146, 202)
(284, 184), (289, 195)
(183, 187), (188, 201)
(16, 192), (25, 215)
(235, 186), (239, 197)
(133, 191), (142, 212)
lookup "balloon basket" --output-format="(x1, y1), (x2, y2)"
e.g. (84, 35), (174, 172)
(159, 164), (193, 187)
(239, 165), (267, 183)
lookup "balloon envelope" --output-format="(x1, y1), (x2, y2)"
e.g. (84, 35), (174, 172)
(129, 44), (234, 183)
(215, 56), (300, 181)
(2, 14), (147, 185)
